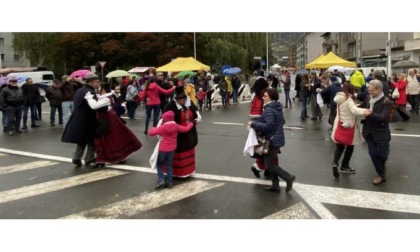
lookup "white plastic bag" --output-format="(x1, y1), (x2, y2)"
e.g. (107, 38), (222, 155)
(392, 88), (400, 99)
(243, 128), (259, 157)
(316, 93), (324, 108)
(149, 141), (160, 170)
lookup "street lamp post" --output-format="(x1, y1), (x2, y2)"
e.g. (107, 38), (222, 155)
(194, 32), (196, 59)
(98, 61), (106, 82)
(266, 32), (269, 73)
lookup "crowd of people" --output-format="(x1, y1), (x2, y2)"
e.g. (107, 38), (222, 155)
(1, 66), (419, 191)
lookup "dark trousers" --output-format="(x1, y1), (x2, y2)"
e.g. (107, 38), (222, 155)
(206, 90), (213, 108)
(23, 104), (37, 127)
(284, 90), (292, 107)
(408, 94), (419, 114)
(263, 147), (293, 188)
(73, 142), (95, 163)
(36, 102), (42, 119)
(126, 101), (138, 119)
(5, 105), (23, 131)
(300, 96), (308, 119)
(366, 134), (389, 178)
(50, 105), (63, 124)
(198, 100), (204, 110)
(145, 104), (160, 132)
(333, 144), (354, 168)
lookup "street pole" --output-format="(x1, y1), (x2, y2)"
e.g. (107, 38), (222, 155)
(387, 32), (392, 76)
(101, 66), (104, 82)
(194, 32), (196, 59)
(266, 32), (269, 73)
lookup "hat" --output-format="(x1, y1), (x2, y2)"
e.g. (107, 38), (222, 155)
(61, 75), (69, 81)
(162, 111), (174, 122)
(373, 69), (383, 78)
(174, 86), (187, 100)
(156, 72), (163, 76)
(85, 73), (99, 82)
(8, 76), (17, 82)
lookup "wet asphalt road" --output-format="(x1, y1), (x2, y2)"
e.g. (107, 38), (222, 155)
(1, 95), (420, 219)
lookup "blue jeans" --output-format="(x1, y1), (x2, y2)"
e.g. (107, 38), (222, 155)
(50, 105), (63, 125)
(62, 101), (74, 128)
(145, 104), (160, 132)
(300, 96), (308, 119)
(284, 90), (291, 107)
(22, 104), (37, 127)
(232, 88), (239, 102)
(157, 151), (175, 183)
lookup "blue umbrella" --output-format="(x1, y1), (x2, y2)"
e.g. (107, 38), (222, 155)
(223, 67), (241, 76)
(295, 69), (308, 75)
(221, 65), (231, 73)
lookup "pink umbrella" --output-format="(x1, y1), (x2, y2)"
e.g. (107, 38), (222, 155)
(69, 69), (92, 79)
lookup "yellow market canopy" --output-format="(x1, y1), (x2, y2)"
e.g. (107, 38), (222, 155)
(306, 52), (356, 69)
(305, 54), (325, 69)
(156, 57), (210, 72)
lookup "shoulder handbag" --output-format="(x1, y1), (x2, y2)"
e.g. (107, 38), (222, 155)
(333, 104), (356, 146)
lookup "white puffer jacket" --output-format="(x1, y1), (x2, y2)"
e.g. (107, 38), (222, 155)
(331, 92), (365, 145)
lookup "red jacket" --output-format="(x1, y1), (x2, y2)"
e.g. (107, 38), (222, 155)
(141, 83), (174, 106)
(148, 121), (194, 152)
(392, 79), (407, 105)
(197, 91), (207, 101)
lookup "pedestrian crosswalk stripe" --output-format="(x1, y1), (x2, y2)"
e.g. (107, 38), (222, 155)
(0, 153), (8, 157)
(263, 202), (316, 219)
(0, 170), (127, 204)
(300, 184), (420, 217)
(62, 180), (224, 219)
(0, 161), (59, 175)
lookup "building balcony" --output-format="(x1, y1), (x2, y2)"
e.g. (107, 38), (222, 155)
(404, 39), (420, 51)
(363, 49), (385, 56)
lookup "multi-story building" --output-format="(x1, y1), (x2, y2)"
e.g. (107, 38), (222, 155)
(293, 32), (414, 69)
(0, 32), (29, 69)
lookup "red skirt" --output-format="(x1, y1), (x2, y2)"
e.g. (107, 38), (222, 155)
(163, 148), (195, 177)
(95, 110), (142, 163)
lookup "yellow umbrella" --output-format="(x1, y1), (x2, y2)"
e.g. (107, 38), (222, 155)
(156, 57), (210, 72)
(106, 70), (130, 78)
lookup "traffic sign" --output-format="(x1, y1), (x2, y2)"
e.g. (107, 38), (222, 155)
(98, 61), (106, 68)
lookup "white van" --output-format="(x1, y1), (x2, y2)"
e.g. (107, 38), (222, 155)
(7, 71), (55, 87)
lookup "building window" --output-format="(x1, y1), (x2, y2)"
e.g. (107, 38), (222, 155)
(13, 54), (20, 61)
(0, 38), (4, 45)
(1, 54), (4, 61)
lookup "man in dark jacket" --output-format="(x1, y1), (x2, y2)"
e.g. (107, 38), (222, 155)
(231, 75), (241, 104)
(360, 79), (392, 185)
(61, 73), (102, 167)
(320, 76), (342, 125)
(60, 75), (82, 128)
(46, 79), (63, 126)
(21, 78), (40, 129)
(156, 72), (172, 113)
(0, 77), (26, 135)
(309, 72), (323, 120)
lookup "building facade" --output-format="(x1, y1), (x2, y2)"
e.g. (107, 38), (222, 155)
(0, 32), (29, 69)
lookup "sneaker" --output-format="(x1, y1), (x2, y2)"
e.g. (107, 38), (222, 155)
(286, 175), (296, 192)
(7, 131), (14, 136)
(31, 124), (40, 128)
(50, 123), (55, 126)
(165, 181), (173, 189)
(339, 167), (356, 174)
(332, 163), (340, 178)
(155, 180), (165, 189)
(22, 126), (27, 130)
(16, 129), (27, 133)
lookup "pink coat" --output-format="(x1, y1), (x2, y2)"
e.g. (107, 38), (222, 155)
(148, 121), (194, 152)
(141, 83), (174, 106)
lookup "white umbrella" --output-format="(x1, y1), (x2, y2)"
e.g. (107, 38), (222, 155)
(327, 65), (347, 73)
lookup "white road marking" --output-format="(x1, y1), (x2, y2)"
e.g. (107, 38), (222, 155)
(212, 122), (245, 126)
(2, 148), (420, 219)
(302, 184), (420, 216)
(0, 161), (59, 175)
(391, 133), (420, 138)
(0, 170), (127, 204)
(62, 180), (224, 219)
(0, 153), (8, 157)
(263, 202), (316, 219)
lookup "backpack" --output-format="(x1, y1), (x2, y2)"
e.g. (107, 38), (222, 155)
(384, 97), (402, 123)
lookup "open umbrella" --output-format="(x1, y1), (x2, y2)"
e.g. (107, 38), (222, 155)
(175, 70), (197, 78)
(223, 67), (241, 76)
(70, 69), (92, 79)
(326, 65), (347, 73)
(392, 60), (419, 69)
(106, 70), (130, 78)
(295, 69), (309, 75)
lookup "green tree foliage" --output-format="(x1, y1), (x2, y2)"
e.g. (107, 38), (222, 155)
(12, 32), (269, 76)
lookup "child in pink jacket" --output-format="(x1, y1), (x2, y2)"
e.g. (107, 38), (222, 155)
(148, 110), (194, 189)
